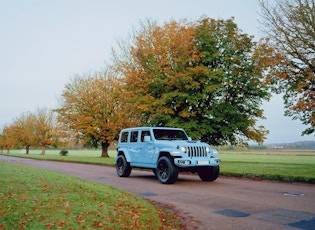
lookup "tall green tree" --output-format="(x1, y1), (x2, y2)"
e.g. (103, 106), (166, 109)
(259, 0), (315, 135)
(56, 69), (140, 157)
(113, 18), (273, 145)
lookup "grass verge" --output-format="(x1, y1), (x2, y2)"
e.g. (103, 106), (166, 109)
(219, 153), (315, 183)
(2, 149), (117, 165)
(2, 149), (315, 183)
(0, 162), (184, 229)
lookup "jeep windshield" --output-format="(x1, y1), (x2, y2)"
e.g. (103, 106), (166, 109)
(153, 129), (188, 140)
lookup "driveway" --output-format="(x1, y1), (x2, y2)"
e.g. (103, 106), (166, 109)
(1, 155), (315, 230)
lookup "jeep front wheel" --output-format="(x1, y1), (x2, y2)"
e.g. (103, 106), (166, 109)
(116, 155), (132, 177)
(156, 156), (179, 184)
(198, 166), (219, 181)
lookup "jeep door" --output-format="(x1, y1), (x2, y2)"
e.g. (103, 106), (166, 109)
(128, 130), (140, 163)
(139, 130), (156, 167)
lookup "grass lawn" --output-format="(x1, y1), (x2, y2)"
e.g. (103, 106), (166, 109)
(219, 151), (315, 183)
(4, 149), (117, 165)
(3, 148), (315, 183)
(0, 162), (184, 229)
(1, 148), (314, 228)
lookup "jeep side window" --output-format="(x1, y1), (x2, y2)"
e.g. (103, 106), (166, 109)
(130, 131), (139, 142)
(141, 131), (151, 142)
(120, 131), (129, 143)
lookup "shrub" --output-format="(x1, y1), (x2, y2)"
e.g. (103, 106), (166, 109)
(59, 149), (68, 156)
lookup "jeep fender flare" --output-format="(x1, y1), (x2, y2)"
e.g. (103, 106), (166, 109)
(117, 148), (131, 162)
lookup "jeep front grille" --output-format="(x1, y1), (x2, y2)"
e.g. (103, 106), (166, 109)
(187, 146), (208, 158)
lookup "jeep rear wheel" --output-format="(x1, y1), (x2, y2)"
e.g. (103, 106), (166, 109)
(198, 166), (219, 181)
(156, 156), (179, 184)
(116, 155), (132, 177)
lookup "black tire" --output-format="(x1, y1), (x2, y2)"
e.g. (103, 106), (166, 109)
(198, 166), (220, 182)
(156, 156), (179, 184)
(116, 155), (132, 177)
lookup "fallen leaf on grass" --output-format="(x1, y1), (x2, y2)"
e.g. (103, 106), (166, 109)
(0, 209), (6, 215)
(59, 220), (68, 227)
(92, 220), (104, 228)
(44, 222), (56, 228)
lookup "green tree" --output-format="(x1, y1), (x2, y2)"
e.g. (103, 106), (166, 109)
(191, 17), (272, 145)
(113, 18), (273, 145)
(55, 69), (140, 157)
(259, 0), (315, 135)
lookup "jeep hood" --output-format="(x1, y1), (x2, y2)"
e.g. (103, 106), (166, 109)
(154, 140), (210, 148)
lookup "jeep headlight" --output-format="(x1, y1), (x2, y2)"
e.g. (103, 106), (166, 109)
(206, 147), (210, 153)
(181, 147), (187, 153)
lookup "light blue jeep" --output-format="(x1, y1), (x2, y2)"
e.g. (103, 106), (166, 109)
(116, 127), (220, 184)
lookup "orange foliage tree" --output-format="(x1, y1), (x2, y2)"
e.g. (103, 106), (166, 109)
(55, 69), (141, 157)
(0, 125), (18, 153)
(11, 112), (37, 154)
(113, 18), (274, 145)
(0, 108), (59, 154)
(33, 107), (56, 155)
(260, 0), (315, 135)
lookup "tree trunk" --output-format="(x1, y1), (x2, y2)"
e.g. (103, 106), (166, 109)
(101, 142), (110, 157)
(26, 145), (30, 154)
(41, 146), (46, 155)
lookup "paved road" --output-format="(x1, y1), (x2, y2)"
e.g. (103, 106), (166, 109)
(1, 155), (315, 230)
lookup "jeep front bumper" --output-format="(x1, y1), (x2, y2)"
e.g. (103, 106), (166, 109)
(174, 158), (221, 167)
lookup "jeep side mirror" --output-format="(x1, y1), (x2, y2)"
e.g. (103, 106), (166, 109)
(188, 137), (192, 141)
(144, 135), (151, 142)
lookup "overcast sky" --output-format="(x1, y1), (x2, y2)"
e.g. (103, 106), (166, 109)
(0, 0), (313, 144)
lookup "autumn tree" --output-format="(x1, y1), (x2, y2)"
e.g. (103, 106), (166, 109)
(113, 18), (273, 145)
(11, 112), (37, 154)
(0, 108), (59, 154)
(33, 107), (56, 155)
(259, 0), (315, 135)
(0, 125), (18, 153)
(0, 133), (3, 153)
(55, 69), (140, 157)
